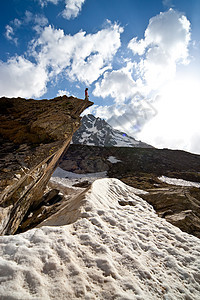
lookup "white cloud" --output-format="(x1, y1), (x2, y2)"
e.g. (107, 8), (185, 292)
(137, 74), (200, 154)
(32, 23), (123, 84)
(34, 15), (49, 33)
(94, 10), (191, 105)
(0, 22), (122, 98)
(93, 63), (138, 103)
(13, 18), (22, 28)
(37, 0), (86, 20)
(91, 9), (198, 153)
(62, 0), (86, 19)
(38, 0), (60, 7)
(88, 92), (157, 136)
(128, 9), (191, 90)
(5, 11), (49, 47)
(5, 25), (18, 45)
(57, 89), (70, 96)
(126, 9), (199, 153)
(0, 57), (48, 98)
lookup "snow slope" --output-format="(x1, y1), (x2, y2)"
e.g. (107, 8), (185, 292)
(72, 114), (151, 147)
(0, 178), (200, 299)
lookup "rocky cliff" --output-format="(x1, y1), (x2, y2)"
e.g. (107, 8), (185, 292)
(0, 96), (93, 235)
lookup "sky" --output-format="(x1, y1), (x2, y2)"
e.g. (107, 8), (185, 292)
(0, 0), (200, 154)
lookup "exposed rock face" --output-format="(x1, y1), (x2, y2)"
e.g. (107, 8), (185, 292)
(60, 144), (200, 176)
(141, 186), (200, 238)
(0, 96), (93, 235)
(72, 114), (152, 147)
(59, 144), (200, 238)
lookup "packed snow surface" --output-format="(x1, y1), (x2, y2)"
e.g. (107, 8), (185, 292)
(112, 131), (139, 147)
(51, 167), (107, 188)
(1, 178), (200, 299)
(107, 156), (122, 164)
(159, 175), (200, 188)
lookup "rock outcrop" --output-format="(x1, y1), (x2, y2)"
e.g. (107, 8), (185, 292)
(0, 96), (93, 235)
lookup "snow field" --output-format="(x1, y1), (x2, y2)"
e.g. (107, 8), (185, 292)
(158, 175), (200, 188)
(0, 178), (200, 299)
(50, 167), (107, 188)
(107, 156), (122, 164)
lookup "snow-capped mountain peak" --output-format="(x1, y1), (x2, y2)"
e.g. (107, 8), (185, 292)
(72, 114), (151, 147)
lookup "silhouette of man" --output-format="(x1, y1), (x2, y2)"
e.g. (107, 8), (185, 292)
(85, 88), (89, 100)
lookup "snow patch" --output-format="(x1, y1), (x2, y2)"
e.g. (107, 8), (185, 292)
(51, 167), (107, 188)
(107, 156), (122, 163)
(158, 175), (200, 188)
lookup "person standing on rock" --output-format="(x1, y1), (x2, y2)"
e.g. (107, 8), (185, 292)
(85, 88), (89, 100)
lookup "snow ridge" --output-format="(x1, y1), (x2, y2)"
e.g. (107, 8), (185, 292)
(72, 114), (151, 147)
(0, 178), (200, 299)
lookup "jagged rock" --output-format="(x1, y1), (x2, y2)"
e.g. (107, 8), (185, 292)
(42, 189), (61, 205)
(73, 180), (90, 188)
(60, 144), (110, 173)
(140, 186), (200, 238)
(16, 188), (64, 234)
(165, 210), (200, 235)
(0, 96), (93, 235)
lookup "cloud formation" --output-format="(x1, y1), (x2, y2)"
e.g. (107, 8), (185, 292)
(90, 9), (192, 149)
(94, 9), (191, 107)
(128, 9), (191, 90)
(5, 25), (18, 45)
(93, 63), (137, 103)
(37, 0), (60, 7)
(137, 74), (200, 154)
(57, 89), (70, 96)
(37, 0), (86, 20)
(5, 11), (49, 43)
(0, 57), (47, 98)
(32, 23), (123, 84)
(62, 0), (86, 19)
(0, 22), (122, 98)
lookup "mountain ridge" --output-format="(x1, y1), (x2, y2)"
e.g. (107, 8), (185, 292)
(72, 114), (152, 148)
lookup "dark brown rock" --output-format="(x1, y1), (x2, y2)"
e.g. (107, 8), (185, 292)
(73, 180), (90, 188)
(0, 96), (93, 235)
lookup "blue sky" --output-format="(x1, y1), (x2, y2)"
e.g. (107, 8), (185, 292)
(0, 0), (200, 154)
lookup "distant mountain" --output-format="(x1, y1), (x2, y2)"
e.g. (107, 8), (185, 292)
(72, 114), (152, 147)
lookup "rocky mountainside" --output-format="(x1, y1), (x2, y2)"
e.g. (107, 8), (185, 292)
(72, 114), (152, 147)
(0, 96), (93, 235)
(59, 144), (200, 238)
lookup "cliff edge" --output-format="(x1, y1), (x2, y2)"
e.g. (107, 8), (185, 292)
(0, 95), (93, 235)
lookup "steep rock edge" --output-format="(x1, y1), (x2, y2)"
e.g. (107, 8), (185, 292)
(0, 96), (93, 235)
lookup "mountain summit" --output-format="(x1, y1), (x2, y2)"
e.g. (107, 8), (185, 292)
(72, 114), (152, 147)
